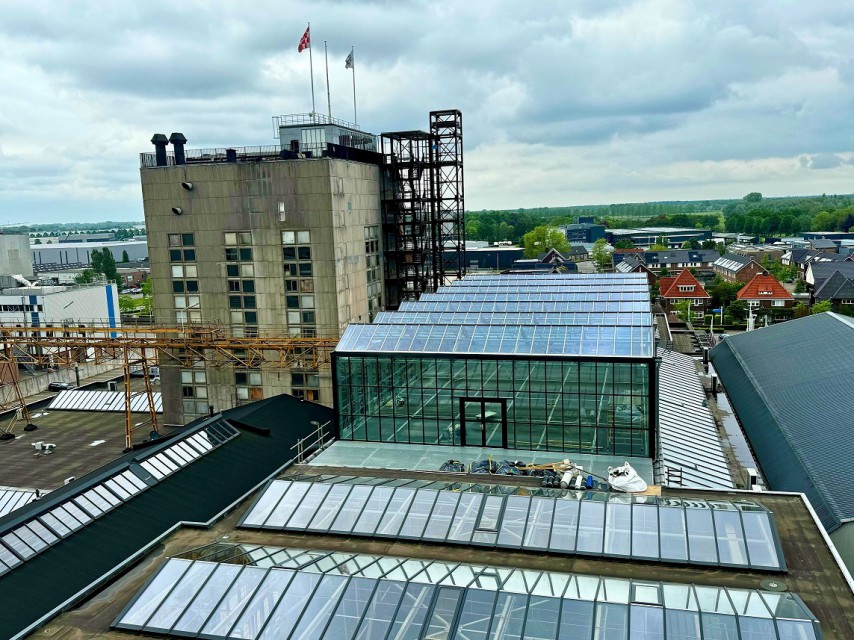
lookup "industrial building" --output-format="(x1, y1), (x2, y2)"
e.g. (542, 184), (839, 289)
(0, 234), (34, 278)
(0, 283), (119, 328)
(1, 392), (853, 639)
(31, 240), (149, 269)
(711, 312), (854, 574)
(140, 111), (464, 424)
(605, 227), (712, 249)
(559, 222), (606, 244)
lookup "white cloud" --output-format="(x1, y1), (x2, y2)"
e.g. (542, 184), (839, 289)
(0, 0), (853, 222)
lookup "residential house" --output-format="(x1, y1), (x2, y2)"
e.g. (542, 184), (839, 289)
(809, 238), (838, 253)
(659, 269), (710, 320)
(712, 253), (768, 283)
(805, 260), (854, 290)
(813, 270), (854, 311)
(736, 273), (795, 311)
(642, 249), (719, 274)
(614, 254), (656, 285)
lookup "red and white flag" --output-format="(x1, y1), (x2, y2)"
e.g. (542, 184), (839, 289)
(298, 25), (310, 52)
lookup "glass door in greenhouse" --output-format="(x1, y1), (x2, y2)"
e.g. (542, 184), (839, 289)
(460, 398), (507, 448)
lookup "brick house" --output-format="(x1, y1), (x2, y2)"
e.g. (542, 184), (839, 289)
(660, 269), (710, 320)
(736, 274), (795, 310)
(713, 253), (768, 283)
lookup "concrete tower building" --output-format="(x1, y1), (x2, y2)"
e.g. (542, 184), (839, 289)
(140, 116), (384, 424)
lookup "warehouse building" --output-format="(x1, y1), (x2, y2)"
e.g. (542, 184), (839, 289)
(711, 312), (854, 574)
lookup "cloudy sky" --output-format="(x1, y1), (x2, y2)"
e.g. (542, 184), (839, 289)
(1, 0), (853, 223)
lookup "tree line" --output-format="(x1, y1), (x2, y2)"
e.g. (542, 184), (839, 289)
(722, 192), (854, 235)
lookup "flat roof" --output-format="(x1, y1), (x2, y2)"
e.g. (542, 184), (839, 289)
(31, 469), (854, 639)
(0, 380), (168, 491)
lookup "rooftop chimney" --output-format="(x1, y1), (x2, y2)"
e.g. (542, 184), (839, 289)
(169, 132), (187, 165)
(151, 134), (169, 167)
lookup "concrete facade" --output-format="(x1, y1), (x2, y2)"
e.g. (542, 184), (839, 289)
(0, 234), (34, 277)
(142, 156), (382, 424)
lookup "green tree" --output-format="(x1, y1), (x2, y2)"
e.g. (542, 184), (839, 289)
(614, 239), (635, 250)
(522, 226), (570, 258)
(74, 269), (97, 284)
(121, 250), (130, 263)
(659, 267), (670, 277)
(118, 295), (137, 313)
(672, 300), (692, 322)
(590, 238), (613, 271)
(701, 239), (717, 250)
(794, 279), (806, 294)
(708, 279), (744, 307)
(793, 303), (811, 318)
(744, 192), (763, 203)
(728, 300), (749, 322)
(812, 300), (832, 314)
(139, 279), (154, 316)
(90, 248), (104, 274)
(33, 238), (42, 245)
(681, 239), (700, 250)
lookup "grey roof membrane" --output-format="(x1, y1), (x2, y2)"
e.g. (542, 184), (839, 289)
(710, 313), (854, 531)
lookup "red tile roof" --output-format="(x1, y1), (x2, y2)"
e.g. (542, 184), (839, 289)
(660, 269), (710, 298)
(736, 273), (794, 300)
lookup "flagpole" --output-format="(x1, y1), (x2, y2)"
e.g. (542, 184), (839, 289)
(324, 41), (332, 120)
(307, 23), (316, 115)
(350, 46), (357, 127)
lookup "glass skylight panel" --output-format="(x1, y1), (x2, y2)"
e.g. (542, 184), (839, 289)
(240, 480), (786, 572)
(116, 548), (819, 640)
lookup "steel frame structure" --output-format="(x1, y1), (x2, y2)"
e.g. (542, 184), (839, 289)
(381, 109), (465, 309)
(429, 109), (465, 287)
(380, 131), (434, 309)
(0, 324), (338, 449)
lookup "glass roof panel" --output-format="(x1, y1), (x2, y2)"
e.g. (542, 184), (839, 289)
(115, 548), (819, 640)
(239, 480), (784, 572)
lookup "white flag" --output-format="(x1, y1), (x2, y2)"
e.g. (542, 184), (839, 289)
(345, 49), (354, 69)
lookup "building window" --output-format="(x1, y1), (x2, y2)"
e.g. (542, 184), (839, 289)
(283, 230), (315, 337)
(772, 300), (785, 307)
(365, 225), (382, 320)
(169, 234), (199, 323)
(292, 370), (320, 401)
(225, 232), (256, 332)
(235, 369), (263, 402)
(181, 369), (208, 416)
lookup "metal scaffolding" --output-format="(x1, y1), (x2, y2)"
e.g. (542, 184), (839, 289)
(0, 324), (338, 449)
(380, 131), (434, 309)
(381, 109), (465, 309)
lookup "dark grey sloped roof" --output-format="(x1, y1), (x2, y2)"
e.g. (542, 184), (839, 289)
(808, 261), (854, 287)
(643, 249), (718, 264)
(0, 394), (333, 640)
(814, 270), (854, 301)
(710, 313), (854, 532)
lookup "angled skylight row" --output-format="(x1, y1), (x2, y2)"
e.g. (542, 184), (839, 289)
(239, 480), (785, 572)
(138, 422), (238, 481)
(0, 488), (41, 518)
(0, 421), (239, 578)
(113, 551), (818, 640)
(336, 323), (655, 358)
(372, 311), (654, 327)
(0, 468), (149, 577)
(419, 291), (650, 302)
(397, 300), (652, 313)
